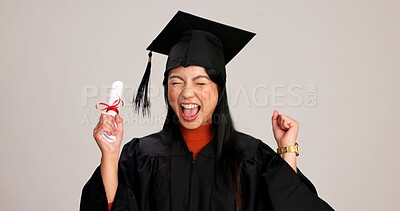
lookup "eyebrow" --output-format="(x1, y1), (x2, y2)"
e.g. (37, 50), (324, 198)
(169, 75), (184, 80)
(193, 75), (210, 80)
(169, 75), (211, 81)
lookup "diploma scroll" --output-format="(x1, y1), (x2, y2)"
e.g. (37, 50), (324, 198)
(100, 81), (124, 142)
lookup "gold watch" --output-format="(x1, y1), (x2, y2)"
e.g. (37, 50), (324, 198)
(277, 143), (299, 156)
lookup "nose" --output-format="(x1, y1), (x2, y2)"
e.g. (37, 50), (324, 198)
(181, 84), (196, 99)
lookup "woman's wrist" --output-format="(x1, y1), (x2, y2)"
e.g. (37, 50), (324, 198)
(101, 153), (119, 165)
(277, 143), (299, 156)
(281, 152), (297, 173)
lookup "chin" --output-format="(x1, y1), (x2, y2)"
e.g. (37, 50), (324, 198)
(178, 119), (203, 129)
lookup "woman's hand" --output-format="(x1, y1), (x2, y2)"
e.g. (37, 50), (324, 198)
(93, 113), (124, 157)
(271, 110), (299, 172)
(271, 109), (299, 148)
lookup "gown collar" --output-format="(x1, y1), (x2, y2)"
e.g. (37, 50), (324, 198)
(169, 124), (217, 159)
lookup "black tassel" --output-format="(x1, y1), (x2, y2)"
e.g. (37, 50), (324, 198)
(134, 51), (152, 116)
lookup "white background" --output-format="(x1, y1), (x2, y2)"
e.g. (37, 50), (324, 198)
(1, 0), (399, 210)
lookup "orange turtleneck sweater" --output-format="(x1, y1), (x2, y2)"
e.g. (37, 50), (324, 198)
(179, 124), (213, 160)
(107, 124), (213, 210)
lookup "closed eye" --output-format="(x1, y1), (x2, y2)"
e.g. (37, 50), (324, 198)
(169, 75), (184, 85)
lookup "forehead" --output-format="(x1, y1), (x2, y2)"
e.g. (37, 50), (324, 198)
(168, 66), (209, 78)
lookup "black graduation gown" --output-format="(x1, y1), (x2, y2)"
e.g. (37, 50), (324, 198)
(80, 129), (333, 211)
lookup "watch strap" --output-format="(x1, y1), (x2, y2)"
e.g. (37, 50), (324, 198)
(277, 143), (299, 156)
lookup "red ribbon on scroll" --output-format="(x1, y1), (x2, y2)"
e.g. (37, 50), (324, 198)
(95, 98), (124, 114)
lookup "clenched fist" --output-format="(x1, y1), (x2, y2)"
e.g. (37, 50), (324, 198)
(271, 109), (299, 148)
(93, 113), (124, 157)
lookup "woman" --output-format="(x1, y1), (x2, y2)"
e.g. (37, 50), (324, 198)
(81, 11), (333, 211)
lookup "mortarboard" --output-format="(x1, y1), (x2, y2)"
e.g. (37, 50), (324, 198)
(134, 10), (256, 115)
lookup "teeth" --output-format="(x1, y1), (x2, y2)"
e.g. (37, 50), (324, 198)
(181, 104), (199, 109)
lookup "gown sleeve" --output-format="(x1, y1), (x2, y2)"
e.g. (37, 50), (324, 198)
(256, 142), (334, 211)
(80, 138), (140, 211)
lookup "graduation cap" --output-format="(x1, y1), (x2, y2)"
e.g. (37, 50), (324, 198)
(134, 10), (256, 115)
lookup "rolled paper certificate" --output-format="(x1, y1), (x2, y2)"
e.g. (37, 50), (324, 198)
(101, 81), (124, 142)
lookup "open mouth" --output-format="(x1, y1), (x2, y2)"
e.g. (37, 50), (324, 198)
(180, 103), (200, 121)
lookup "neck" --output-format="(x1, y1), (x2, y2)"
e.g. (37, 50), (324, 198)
(179, 124), (213, 160)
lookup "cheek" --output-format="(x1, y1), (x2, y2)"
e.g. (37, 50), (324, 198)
(210, 88), (219, 108)
(167, 87), (179, 105)
(201, 86), (219, 111)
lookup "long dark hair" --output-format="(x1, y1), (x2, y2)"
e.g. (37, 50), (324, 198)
(162, 67), (243, 210)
